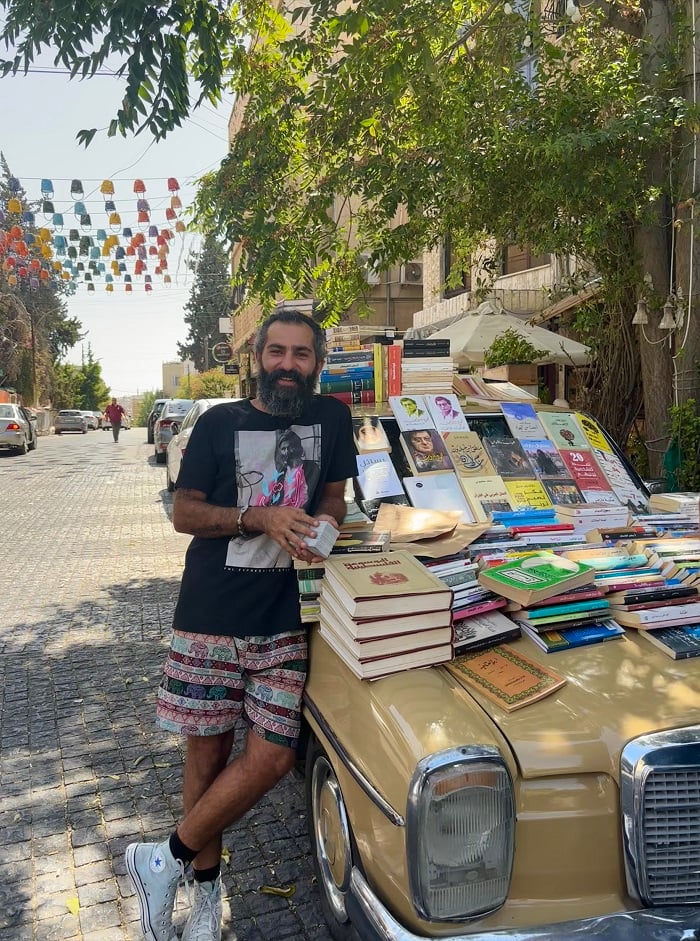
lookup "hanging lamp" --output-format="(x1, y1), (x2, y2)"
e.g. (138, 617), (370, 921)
(70, 179), (84, 197)
(133, 179), (146, 193)
(42, 200), (55, 216)
(21, 210), (35, 225)
(170, 195), (182, 211)
(41, 178), (54, 197)
(74, 200), (87, 217)
(167, 177), (180, 192)
(100, 180), (115, 196)
(52, 213), (64, 229)
(7, 198), (22, 213)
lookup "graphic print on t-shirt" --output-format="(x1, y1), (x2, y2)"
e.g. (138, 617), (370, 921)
(225, 424), (322, 569)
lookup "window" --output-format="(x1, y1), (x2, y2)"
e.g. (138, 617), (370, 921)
(501, 244), (550, 275)
(443, 234), (471, 297)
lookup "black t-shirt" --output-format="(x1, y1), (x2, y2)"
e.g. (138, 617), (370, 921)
(172, 396), (356, 638)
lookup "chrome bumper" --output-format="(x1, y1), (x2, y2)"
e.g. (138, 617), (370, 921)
(347, 868), (700, 941)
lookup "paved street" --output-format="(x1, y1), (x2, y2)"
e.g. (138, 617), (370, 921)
(0, 430), (334, 941)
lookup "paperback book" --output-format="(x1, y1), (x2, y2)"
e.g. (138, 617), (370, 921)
(319, 600), (453, 659)
(352, 416), (391, 453)
(477, 552), (596, 606)
(444, 644), (567, 712)
(505, 479), (554, 511)
(403, 473), (475, 523)
(319, 581), (454, 638)
(500, 402), (546, 440)
(460, 476), (513, 522)
(483, 436), (535, 479)
(519, 439), (570, 479)
(520, 619), (625, 653)
(443, 431), (497, 478)
(355, 452), (405, 502)
(559, 449), (614, 498)
(542, 479), (586, 506)
(637, 623), (700, 659)
(453, 609), (521, 653)
(424, 393), (470, 432)
(400, 428), (453, 474)
(389, 394), (435, 431)
(539, 410), (590, 450)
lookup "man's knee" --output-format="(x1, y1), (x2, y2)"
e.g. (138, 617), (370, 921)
(186, 731), (234, 773)
(245, 733), (297, 786)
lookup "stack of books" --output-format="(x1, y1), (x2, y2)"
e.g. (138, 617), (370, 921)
(452, 374), (538, 401)
(318, 343), (376, 406)
(318, 550), (454, 679)
(424, 555), (508, 624)
(507, 586), (623, 653)
(400, 339), (454, 394)
(295, 528), (391, 622)
(553, 502), (630, 535)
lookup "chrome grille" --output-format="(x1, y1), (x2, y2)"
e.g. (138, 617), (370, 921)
(621, 727), (700, 906)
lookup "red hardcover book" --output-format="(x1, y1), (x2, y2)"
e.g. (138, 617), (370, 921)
(387, 344), (402, 397)
(509, 524), (575, 534)
(327, 390), (376, 405)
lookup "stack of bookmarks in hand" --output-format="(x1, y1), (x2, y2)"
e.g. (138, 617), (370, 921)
(318, 550), (454, 679)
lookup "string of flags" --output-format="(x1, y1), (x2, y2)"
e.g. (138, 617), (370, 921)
(0, 175), (192, 294)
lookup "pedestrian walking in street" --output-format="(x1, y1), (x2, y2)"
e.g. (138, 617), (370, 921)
(104, 397), (127, 442)
(125, 309), (356, 941)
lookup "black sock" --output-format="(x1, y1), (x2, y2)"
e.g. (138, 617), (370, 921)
(193, 864), (221, 884)
(169, 831), (198, 867)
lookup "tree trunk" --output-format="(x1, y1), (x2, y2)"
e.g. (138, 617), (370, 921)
(672, 7), (700, 408)
(634, 0), (675, 478)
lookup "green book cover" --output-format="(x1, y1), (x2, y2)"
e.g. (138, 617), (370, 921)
(478, 552), (595, 604)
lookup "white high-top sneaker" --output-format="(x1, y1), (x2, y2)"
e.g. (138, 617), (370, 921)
(182, 877), (223, 941)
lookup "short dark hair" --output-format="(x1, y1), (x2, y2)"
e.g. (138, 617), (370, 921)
(254, 310), (326, 362)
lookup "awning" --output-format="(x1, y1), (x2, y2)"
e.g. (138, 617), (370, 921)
(531, 282), (602, 324)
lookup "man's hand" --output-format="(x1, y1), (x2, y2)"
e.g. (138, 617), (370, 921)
(245, 505), (322, 562)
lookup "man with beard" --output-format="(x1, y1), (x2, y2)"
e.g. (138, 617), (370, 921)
(125, 310), (356, 941)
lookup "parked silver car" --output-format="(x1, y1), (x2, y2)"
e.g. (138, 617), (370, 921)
(153, 399), (194, 464)
(0, 403), (38, 454)
(80, 410), (99, 430)
(54, 409), (88, 434)
(165, 398), (239, 490)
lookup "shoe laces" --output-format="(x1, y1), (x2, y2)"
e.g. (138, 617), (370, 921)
(188, 881), (221, 940)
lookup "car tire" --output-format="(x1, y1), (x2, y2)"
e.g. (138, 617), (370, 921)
(155, 450), (166, 464)
(147, 430), (154, 444)
(28, 434), (37, 451)
(55, 431), (61, 435)
(15, 435), (28, 455)
(306, 736), (363, 941)
(166, 465), (175, 492)
(82, 428), (87, 434)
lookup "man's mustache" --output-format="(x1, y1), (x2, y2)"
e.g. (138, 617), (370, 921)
(269, 369), (304, 385)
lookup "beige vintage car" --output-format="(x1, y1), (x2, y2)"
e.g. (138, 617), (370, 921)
(301, 406), (699, 940)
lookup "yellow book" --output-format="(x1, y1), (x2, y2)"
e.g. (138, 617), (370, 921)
(505, 479), (553, 511)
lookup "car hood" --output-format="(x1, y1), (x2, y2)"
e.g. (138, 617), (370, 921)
(445, 635), (700, 781)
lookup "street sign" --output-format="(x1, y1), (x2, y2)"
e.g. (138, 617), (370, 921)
(211, 341), (233, 363)
(223, 363), (240, 375)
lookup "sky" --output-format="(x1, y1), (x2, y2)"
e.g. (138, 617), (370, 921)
(0, 62), (233, 395)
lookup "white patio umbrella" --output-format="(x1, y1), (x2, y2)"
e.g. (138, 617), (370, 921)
(428, 299), (590, 367)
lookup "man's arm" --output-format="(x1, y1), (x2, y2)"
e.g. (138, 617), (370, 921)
(313, 480), (348, 527)
(173, 488), (341, 564)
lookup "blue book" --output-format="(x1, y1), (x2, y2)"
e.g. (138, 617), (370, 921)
(319, 368), (375, 381)
(522, 619), (625, 653)
(522, 598), (611, 619)
(492, 509), (557, 525)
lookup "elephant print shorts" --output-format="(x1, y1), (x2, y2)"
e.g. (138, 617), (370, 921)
(156, 629), (308, 748)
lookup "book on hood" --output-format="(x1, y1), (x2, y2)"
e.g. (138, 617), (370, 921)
(389, 395), (435, 431)
(400, 428), (454, 475)
(477, 552), (596, 606)
(460, 476), (513, 522)
(352, 416), (392, 453)
(500, 402), (547, 440)
(636, 623), (700, 659)
(403, 472), (476, 523)
(319, 627), (453, 680)
(319, 582), (454, 639)
(443, 431), (497, 478)
(444, 644), (566, 712)
(424, 394), (470, 432)
(539, 410), (591, 450)
(355, 451), (405, 502)
(483, 437), (535, 479)
(452, 609), (522, 653)
(610, 601), (700, 628)
(321, 550), (453, 618)
(521, 619), (625, 653)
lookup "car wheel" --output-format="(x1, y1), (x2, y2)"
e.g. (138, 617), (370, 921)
(306, 736), (362, 941)
(166, 465), (175, 492)
(147, 430), (154, 444)
(55, 431), (61, 435)
(28, 434), (37, 451)
(15, 435), (28, 455)
(82, 428), (87, 434)
(155, 450), (166, 464)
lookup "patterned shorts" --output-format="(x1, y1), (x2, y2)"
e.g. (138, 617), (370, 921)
(156, 629), (308, 748)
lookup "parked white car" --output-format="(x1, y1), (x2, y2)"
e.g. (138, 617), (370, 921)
(0, 403), (38, 454)
(165, 398), (239, 489)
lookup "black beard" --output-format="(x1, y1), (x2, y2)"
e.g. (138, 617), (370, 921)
(257, 366), (317, 417)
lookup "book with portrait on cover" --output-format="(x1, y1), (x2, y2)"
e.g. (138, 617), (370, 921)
(444, 644), (567, 712)
(321, 550), (453, 618)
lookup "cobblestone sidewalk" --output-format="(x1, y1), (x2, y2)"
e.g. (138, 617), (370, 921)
(0, 434), (333, 941)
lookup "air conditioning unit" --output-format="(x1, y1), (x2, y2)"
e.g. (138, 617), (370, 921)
(400, 261), (423, 285)
(360, 254), (382, 285)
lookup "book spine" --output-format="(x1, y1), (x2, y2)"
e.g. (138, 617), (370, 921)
(320, 363), (375, 376)
(324, 347), (374, 363)
(387, 344), (402, 396)
(373, 342), (385, 403)
(319, 378), (375, 394)
(327, 390), (376, 405)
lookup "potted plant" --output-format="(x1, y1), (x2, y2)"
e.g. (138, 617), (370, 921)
(482, 328), (547, 383)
